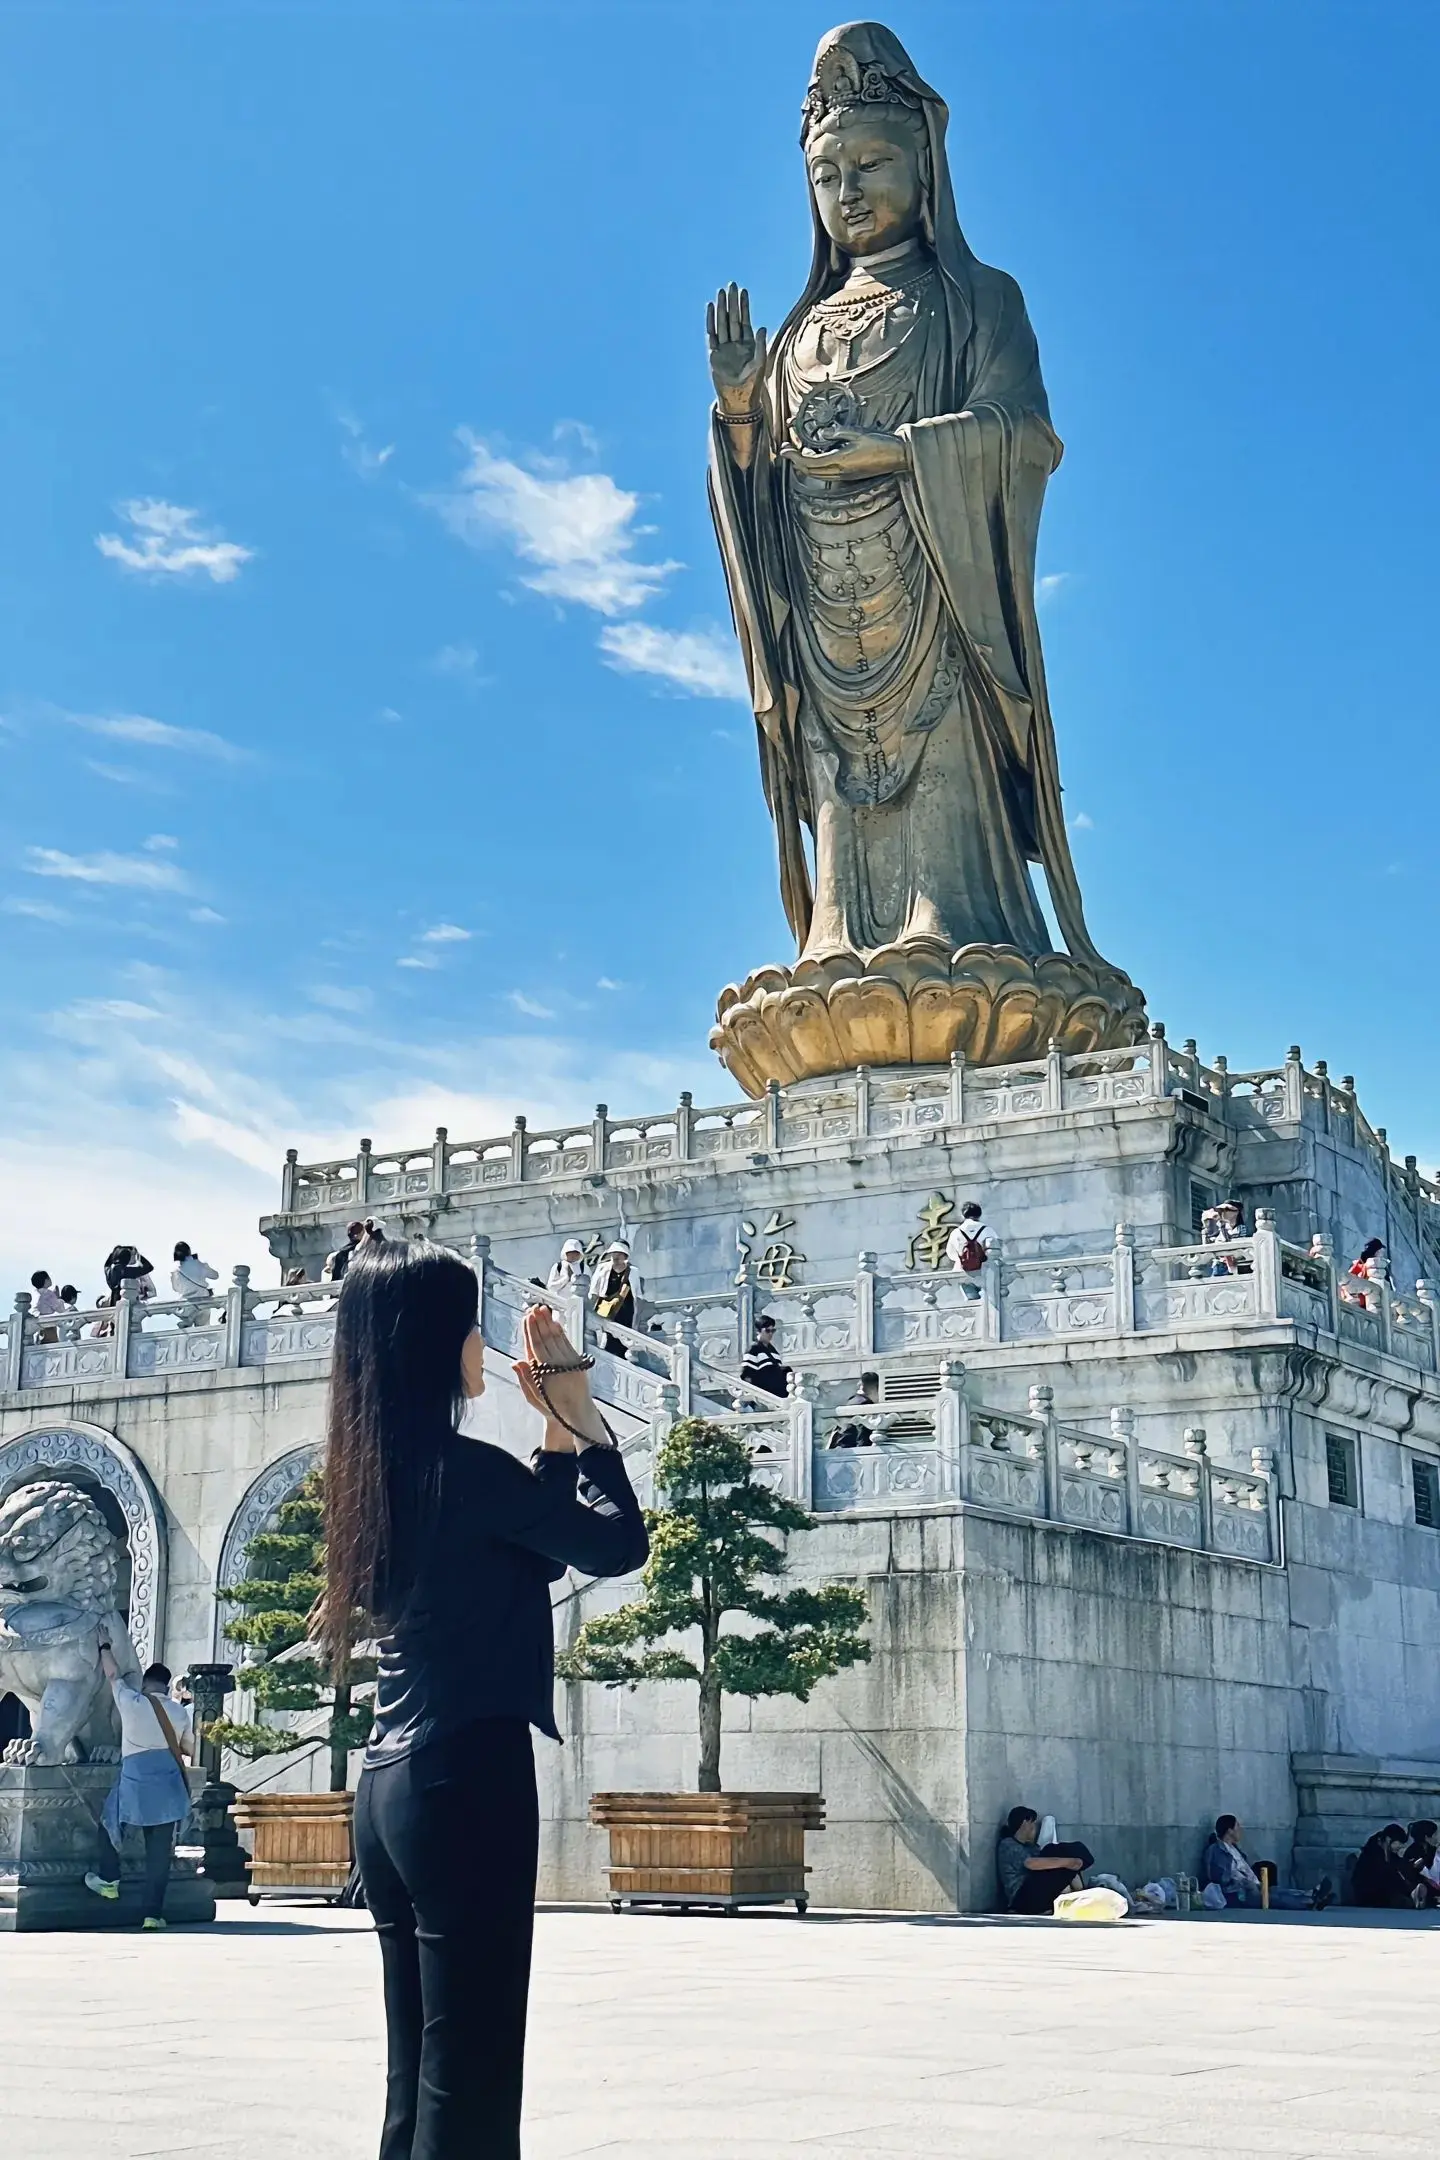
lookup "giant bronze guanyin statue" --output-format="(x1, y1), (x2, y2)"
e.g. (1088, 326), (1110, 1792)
(707, 21), (1145, 1095)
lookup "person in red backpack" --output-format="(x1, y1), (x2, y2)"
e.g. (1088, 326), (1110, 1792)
(946, 1202), (991, 1298)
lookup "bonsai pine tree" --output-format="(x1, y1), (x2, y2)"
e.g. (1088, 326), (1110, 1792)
(557, 1417), (870, 1791)
(208, 1469), (374, 1794)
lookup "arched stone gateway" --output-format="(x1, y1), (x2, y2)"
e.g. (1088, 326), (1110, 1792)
(214, 1445), (320, 1662)
(0, 1423), (167, 1664)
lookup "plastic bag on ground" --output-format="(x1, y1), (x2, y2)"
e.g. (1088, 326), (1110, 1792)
(1201, 1881), (1228, 1910)
(1053, 1886), (1128, 1923)
(1089, 1871), (1133, 1910)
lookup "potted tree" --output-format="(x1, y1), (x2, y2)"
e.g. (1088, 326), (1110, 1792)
(558, 1416), (870, 1913)
(208, 1470), (373, 1901)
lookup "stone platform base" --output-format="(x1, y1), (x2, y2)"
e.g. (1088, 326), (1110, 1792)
(1292, 1754), (1440, 1897)
(0, 1763), (216, 1931)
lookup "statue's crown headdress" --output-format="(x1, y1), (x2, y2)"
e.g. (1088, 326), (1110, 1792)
(802, 41), (919, 140)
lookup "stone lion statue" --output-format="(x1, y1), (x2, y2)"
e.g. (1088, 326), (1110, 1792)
(0, 1479), (140, 1765)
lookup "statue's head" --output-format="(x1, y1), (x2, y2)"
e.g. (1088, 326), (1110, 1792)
(802, 23), (932, 259)
(0, 1479), (122, 1614)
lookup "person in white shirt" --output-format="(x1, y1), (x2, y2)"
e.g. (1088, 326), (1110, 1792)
(945, 1202), (991, 1300)
(546, 1237), (589, 1295)
(85, 1642), (194, 1928)
(171, 1241), (220, 1328)
(29, 1270), (64, 1343)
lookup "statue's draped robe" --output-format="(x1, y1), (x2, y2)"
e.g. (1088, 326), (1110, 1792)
(709, 245), (1104, 972)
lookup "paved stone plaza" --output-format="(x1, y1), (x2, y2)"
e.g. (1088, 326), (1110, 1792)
(4, 1904), (1438, 2159)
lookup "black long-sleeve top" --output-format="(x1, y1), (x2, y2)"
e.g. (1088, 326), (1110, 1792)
(363, 1433), (648, 1764)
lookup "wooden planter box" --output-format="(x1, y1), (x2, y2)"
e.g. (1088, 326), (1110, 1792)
(231, 1791), (354, 1902)
(590, 1791), (823, 1914)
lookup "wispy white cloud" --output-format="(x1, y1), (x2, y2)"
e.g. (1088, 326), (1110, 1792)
(310, 984), (372, 1013)
(599, 621), (747, 701)
(95, 499), (254, 584)
(430, 642), (482, 682)
(508, 990), (556, 1019)
(189, 906), (226, 925)
(1070, 811), (1095, 832)
(23, 845), (191, 892)
(335, 406), (396, 479)
(597, 976), (622, 992)
(420, 923), (472, 945)
(433, 431), (679, 618)
(63, 709), (243, 761)
(1037, 572), (1072, 606)
(3, 897), (70, 923)
(397, 953), (439, 971)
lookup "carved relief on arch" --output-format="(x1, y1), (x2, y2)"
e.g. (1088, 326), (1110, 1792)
(0, 1423), (168, 1664)
(214, 1445), (320, 1661)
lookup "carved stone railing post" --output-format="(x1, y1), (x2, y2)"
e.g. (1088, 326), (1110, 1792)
(675, 1090), (695, 1160)
(736, 1259), (757, 1360)
(1416, 1279), (1440, 1374)
(1252, 1208), (1281, 1320)
(469, 1233), (492, 1342)
(1284, 1044), (1306, 1123)
(1251, 1443), (1279, 1563)
(790, 1368), (817, 1510)
(591, 1103), (609, 1176)
(1045, 1038), (1064, 1112)
(355, 1138), (372, 1208)
(1113, 1223), (1136, 1333)
(281, 1148), (299, 1213)
(431, 1126), (448, 1194)
(939, 1358), (968, 1498)
(651, 1381), (681, 1494)
(1028, 1383), (1058, 1519)
(1309, 1231), (1339, 1333)
(1370, 1251), (1394, 1355)
(1147, 1019), (1167, 1097)
(670, 1308), (697, 1417)
(6, 1293), (30, 1391)
(764, 1078), (783, 1154)
(1111, 1405), (1138, 1533)
(855, 1251), (877, 1358)
(948, 1049), (965, 1127)
(115, 1279), (139, 1380)
(984, 1239), (1003, 1343)
(1185, 1427), (1213, 1549)
(509, 1117), (527, 1183)
(853, 1065), (871, 1142)
(224, 1265), (251, 1367)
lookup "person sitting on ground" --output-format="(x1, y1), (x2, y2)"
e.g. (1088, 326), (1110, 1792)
(171, 1240), (220, 1325)
(1351, 1822), (1414, 1907)
(996, 1806), (1095, 1915)
(1200, 1815), (1332, 1909)
(741, 1313), (791, 1399)
(85, 1640), (194, 1930)
(830, 1371), (881, 1448)
(30, 1269), (64, 1344)
(323, 1221), (366, 1283)
(590, 1241), (636, 1354)
(1401, 1820), (1440, 1908)
(546, 1237), (589, 1296)
(945, 1202), (991, 1298)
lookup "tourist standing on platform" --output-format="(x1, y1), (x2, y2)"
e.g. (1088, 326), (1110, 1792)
(1202, 1200), (1247, 1275)
(945, 1202), (991, 1299)
(546, 1236), (589, 1295)
(741, 1313), (791, 1399)
(84, 1642), (194, 1929)
(321, 1241), (647, 2160)
(171, 1241), (220, 1323)
(30, 1269), (64, 1343)
(103, 1244), (156, 1301)
(1344, 1237), (1386, 1309)
(323, 1220), (366, 1282)
(829, 1370), (881, 1447)
(589, 1240), (636, 1352)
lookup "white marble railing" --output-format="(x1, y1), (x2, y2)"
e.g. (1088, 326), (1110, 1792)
(277, 1038), (1440, 1216)
(637, 1362), (1278, 1563)
(8, 1213), (1440, 1402)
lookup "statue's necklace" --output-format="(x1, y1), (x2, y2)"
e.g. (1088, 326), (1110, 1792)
(810, 266), (933, 346)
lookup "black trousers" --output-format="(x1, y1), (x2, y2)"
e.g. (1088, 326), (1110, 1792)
(1010, 1841), (1095, 1914)
(354, 1720), (539, 2160)
(96, 1821), (175, 1920)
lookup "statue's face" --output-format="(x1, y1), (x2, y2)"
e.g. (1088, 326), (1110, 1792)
(806, 113), (925, 257)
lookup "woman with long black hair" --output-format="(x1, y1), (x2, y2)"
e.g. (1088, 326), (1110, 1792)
(317, 1237), (648, 2160)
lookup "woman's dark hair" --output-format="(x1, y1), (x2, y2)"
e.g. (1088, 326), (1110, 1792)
(1004, 1805), (1038, 1838)
(173, 1242), (191, 1261)
(1359, 1237), (1385, 1262)
(318, 1238), (478, 1654)
(1215, 1813), (1238, 1839)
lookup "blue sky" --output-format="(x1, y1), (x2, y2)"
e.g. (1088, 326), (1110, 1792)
(2, 1), (1437, 1295)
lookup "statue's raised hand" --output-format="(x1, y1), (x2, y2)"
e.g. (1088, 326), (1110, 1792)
(707, 283), (767, 418)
